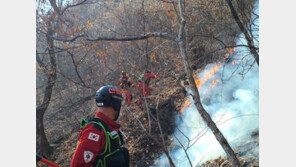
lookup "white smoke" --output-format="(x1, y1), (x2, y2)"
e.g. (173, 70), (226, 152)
(153, 54), (259, 166)
(153, 1), (259, 167)
(153, 1), (259, 164)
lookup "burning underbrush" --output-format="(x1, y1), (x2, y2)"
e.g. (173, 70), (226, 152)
(154, 36), (258, 166)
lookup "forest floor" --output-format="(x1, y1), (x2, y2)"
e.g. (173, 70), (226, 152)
(38, 58), (259, 167)
(200, 129), (259, 167)
(40, 61), (190, 167)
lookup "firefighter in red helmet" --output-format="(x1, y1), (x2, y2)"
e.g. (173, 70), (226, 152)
(71, 85), (129, 167)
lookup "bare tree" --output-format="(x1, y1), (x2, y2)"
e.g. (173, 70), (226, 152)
(36, 19), (57, 155)
(36, 0), (91, 156)
(175, 0), (241, 166)
(225, 0), (259, 66)
(48, 1), (241, 166)
(173, 126), (209, 167)
(36, 0), (257, 165)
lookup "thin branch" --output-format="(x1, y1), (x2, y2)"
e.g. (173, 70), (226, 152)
(155, 91), (165, 145)
(60, 0), (88, 15)
(49, 0), (62, 15)
(124, 105), (146, 131)
(142, 82), (152, 134)
(55, 94), (94, 114)
(57, 70), (84, 87)
(52, 34), (85, 42)
(124, 105), (176, 167)
(52, 32), (175, 42)
(173, 133), (193, 167)
(36, 51), (49, 73)
(171, 0), (181, 24)
(177, 0), (186, 42)
(68, 51), (95, 90)
(158, 0), (178, 4)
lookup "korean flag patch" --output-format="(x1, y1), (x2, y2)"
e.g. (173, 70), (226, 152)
(88, 132), (100, 142)
(84, 150), (94, 163)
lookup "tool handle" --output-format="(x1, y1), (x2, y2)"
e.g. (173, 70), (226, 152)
(37, 155), (61, 167)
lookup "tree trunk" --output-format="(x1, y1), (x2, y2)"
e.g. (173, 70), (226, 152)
(176, 0), (241, 166)
(148, 135), (176, 167)
(36, 24), (57, 156)
(36, 110), (52, 156)
(177, 39), (241, 167)
(225, 0), (259, 66)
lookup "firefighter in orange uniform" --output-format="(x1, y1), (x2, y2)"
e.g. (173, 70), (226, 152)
(137, 70), (158, 105)
(117, 71), (135, 105)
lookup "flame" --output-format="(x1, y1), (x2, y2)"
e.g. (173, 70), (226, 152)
(180, 48), (233, 114)
(180, 97), (191, 114)
(210, 79), (219, 88)
(226, 47), (236, 54)
(195, 64), (221, 89)
(180, 64), (221, 114)
(223, 53), (230, 61)
(231, 60), (236, 65)
(223, 47), (237, 63)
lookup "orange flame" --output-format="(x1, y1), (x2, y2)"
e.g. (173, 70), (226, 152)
(210, 79), (219, 88)
(223, 47), (236, 64)
(223, 53), (230, 61)
(180, 97), (191, 114)
(195, 64), (221, 89)
(180, 48), (235, 114)
(227, 47), (236, 54)
(180, 64), (221, 114)
(231, 60), (236, 65)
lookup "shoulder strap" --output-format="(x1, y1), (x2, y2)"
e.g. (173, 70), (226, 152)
(81, 117), (112, 132)
(118, 130), (124, 145)
(81, 117), (124, 167)
(138, 73), (144, 81)
(92, 117), (112, 132)
(91, 117), (124, 145)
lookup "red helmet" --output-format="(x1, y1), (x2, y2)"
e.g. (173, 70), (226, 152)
(122, 71), (127, 76)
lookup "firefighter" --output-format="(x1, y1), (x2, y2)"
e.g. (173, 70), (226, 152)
(137, 70), (158, 105)
(117, 71), (135, 105)
(71, 85), (129, 167)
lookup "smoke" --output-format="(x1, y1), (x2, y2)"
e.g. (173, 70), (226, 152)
(153, 16), (259, 167)
(152, 1), (259, 166)
(153, 53), (258, 166)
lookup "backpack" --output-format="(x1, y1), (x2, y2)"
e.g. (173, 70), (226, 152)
(80, 117), (129, 167)
(138, 73), (144, 81)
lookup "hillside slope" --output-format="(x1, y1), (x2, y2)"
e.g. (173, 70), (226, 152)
(42, 64), (189, 167)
